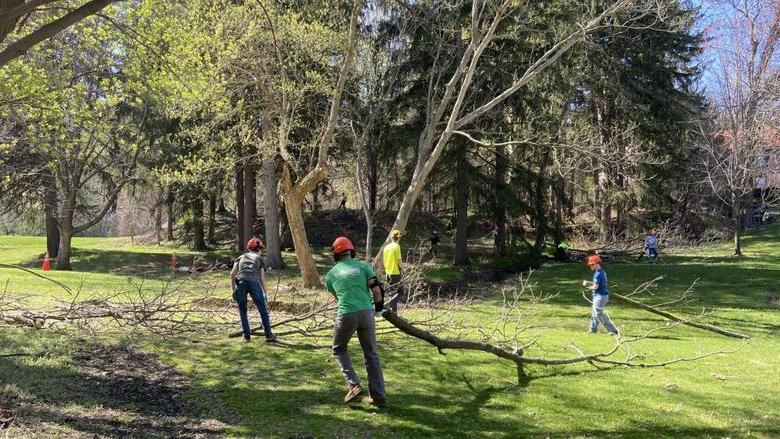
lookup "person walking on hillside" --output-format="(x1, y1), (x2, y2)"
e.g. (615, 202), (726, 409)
(582, 254), (619, 335)
(230, 237), (277, 343)
(326, 236), (387, 408)
(429, 230), (440, 258)
(339, 192), (347, 210)
(645, 229), (659, 261)
(383, 229), (404, 310)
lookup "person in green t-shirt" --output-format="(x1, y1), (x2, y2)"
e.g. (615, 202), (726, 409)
(326, 236), (387, 408)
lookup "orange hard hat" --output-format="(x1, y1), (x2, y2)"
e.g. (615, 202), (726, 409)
(586, 254), (602, 266)
(332, 236), (355, 255)
(247, 237), (265, 251)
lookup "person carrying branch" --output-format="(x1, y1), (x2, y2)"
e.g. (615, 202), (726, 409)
(582, 254), (619, 335)
(382, 229), (405, 310)
(645, 228), (659, 261)
(230, 237), (277, 343)
(326, 236), (387, 408)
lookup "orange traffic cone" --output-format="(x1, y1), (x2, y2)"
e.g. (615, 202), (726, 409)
(170, 252), (177, 270)
(41, 251), (51, 271)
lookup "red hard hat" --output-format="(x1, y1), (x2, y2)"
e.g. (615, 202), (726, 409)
(247, 237), (265, 251)
(586, 254), (602, 266)
(332, 236), (355, 255)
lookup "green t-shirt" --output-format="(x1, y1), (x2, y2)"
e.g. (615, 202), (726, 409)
(326, 259), (375, 316)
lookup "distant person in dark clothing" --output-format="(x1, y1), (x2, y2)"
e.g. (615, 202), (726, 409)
(339, 193), (347, 210)
(430, 231), (440, 258)
(554, 242), (570, 262)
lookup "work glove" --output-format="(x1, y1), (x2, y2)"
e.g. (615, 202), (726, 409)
(582, 280), (589, 287)
(374, 300), (384, 313)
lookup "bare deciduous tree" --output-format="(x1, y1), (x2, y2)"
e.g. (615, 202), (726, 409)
(698, 0), (780, 256)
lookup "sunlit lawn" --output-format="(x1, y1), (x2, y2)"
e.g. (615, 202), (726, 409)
(1, 226), (779, 437)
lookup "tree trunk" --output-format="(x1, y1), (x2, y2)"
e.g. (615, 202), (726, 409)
(155, 204), (162, 245)
(263, 155), (284, 269)
(594, 94), (612, 243)
(243, 157), (257, 242)
(56, 197), (76, 270)
(494, 144), (507, 256)
(43, 172), (59, 257)
(192, 195), (207, 251)
(234, 160), (245, 251)
(369, 149), (379, 213)
(207, 193), (217, 245)
(532, 147), (552, 260)
(56, 226), (73, 271)
(357, 142), (374, 261)
(284, 187), (322, 288)
(454, 140), (470, 266)
(166, 189), (175, 241)
(553, 178), (565, 245)
(733, 214), (743, 256)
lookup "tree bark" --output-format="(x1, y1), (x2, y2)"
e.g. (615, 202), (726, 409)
(357, 141), (374, 261)
(55, 195), (76, 270)
(166, 188), (175, 241)
(192, 195), (207, 251)
(234, 159), (245, 251)
(56, 226), (73, 271)
(532, 147), (552, 260)
(282, 167), (322, 287)
(243, 156), (257, 242)
(733, 214), (743, 256)
(454, 140), (469, 266)
(369, 148), (379, 213)
(155, 203), (162, 245)
(494, 143), (507, 256)
(43, 172), (59, 257)
(263, 155), (284, 269)
(0, 0), (117, 69)
(207, 192), (217, 245)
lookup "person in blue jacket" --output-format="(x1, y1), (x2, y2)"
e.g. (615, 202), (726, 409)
(582, 254), (619, 335)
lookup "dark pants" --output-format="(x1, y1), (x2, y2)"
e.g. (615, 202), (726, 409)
(648, 248), (659, 259)
(233, 279), (274, 340)
(332, 310), (386, 402)
(387, 274), (404, 311)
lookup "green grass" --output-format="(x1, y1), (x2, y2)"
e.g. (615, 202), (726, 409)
(1, 227), (779, 438)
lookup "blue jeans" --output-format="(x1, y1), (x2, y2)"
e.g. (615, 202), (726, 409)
(233, 279), (274, 339)
(590, 294), (618, 333)
(647, 248), (659, 259)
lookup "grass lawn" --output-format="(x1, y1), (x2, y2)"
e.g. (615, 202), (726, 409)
(1, 226), (779, 438)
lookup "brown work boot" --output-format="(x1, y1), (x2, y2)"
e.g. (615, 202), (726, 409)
(343, 385), (363, 404)
(362, 396), (387, 409)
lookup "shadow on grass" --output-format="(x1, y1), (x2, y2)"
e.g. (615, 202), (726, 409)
(0, 332), (237, 438)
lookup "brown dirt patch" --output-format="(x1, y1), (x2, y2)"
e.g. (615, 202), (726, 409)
(1, 341), (236, 438)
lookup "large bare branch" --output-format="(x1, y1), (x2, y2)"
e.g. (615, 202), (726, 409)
(0, 0), (120, 69)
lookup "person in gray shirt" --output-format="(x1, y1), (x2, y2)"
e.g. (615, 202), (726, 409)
(230, 237), (277, 342)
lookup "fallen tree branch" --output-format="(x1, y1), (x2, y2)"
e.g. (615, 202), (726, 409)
(611, 292), (750, 339)
(0, 263), (72, 293)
